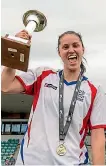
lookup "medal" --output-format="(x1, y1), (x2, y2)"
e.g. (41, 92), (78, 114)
(56, 144), (67, 156)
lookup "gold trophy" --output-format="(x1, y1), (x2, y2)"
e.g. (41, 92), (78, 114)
(1, 10), (47, 71)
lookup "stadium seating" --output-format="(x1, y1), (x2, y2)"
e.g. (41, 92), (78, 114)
(1, 139), (19, 165)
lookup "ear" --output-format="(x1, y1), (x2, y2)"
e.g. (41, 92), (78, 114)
(58, 49), (61, 57)
(82, 47), (85, 56)
(58, 52), (61, 57)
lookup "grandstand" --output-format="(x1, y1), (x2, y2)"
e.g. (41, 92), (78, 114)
(1, 138), (19, 165)
(1, 93), (31, 165)
(1, 93), (106, 165)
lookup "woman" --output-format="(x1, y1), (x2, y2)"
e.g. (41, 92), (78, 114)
(1, 30), (106, 165)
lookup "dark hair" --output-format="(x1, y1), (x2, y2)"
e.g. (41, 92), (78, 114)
(57, 31), (86, 73)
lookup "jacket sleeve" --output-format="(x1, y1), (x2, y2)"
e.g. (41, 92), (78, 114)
(90, 85), (106, 129)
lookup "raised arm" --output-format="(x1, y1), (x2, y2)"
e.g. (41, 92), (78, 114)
(1, 67), (25, 93)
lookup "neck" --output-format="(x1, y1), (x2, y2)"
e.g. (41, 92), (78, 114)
(63, 68), (81, 82)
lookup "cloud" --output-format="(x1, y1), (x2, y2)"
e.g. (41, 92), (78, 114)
(1, 0), (106, 91)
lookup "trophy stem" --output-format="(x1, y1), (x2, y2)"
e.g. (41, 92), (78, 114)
(25, 21), (36, 35)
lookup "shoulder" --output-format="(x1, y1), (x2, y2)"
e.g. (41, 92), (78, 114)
(84, 76), (105, 98)
(30, 66), (58, 77)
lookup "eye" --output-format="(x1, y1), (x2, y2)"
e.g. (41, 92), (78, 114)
(73, 43), (80, 48)
(62, 44), (69, 50)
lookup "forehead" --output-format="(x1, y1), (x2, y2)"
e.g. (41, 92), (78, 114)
(59, 34), (81, 44)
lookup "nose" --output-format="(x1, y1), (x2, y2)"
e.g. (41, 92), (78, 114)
(68, 46), (74, 53)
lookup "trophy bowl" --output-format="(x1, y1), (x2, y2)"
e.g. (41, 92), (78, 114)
(23, 10), (47, 32)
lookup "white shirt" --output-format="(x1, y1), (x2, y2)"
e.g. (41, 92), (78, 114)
(15, 67), (106, 165)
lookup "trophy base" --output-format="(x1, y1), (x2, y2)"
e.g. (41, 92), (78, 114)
(1, 35), (31, 72)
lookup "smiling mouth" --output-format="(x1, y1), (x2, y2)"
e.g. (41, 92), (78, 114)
(68, 55), (77, 61)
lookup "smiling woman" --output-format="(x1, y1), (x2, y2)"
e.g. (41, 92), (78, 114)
(58, 31), (86, 75)
(1, 30), (106, 165)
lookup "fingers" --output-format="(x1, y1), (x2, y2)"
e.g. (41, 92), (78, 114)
(15, 30), (32, 41)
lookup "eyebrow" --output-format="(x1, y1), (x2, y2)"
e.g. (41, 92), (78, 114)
(62, 42), (80, 45)
(72, 42), (80, 45)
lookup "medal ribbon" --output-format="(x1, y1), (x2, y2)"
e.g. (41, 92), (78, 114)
(59, 69), (84, 141)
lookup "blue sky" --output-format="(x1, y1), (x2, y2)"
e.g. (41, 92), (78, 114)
(1, 0), (106, 91)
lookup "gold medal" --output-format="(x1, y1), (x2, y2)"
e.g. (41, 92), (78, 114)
(56, 144), (67, 156)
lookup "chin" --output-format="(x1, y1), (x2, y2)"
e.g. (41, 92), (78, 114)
(64, 64), (80, 72)
(68, 66), (79, 72)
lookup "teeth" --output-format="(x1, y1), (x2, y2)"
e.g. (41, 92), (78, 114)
(68, 55), (77, 59)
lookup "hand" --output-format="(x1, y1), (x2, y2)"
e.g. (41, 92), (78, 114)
(15, 30), (32, 41)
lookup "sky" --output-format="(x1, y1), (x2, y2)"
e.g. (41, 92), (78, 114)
(1, 0), (106, 91)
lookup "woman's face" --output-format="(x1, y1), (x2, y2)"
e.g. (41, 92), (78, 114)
(58, 34), (84, 71)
